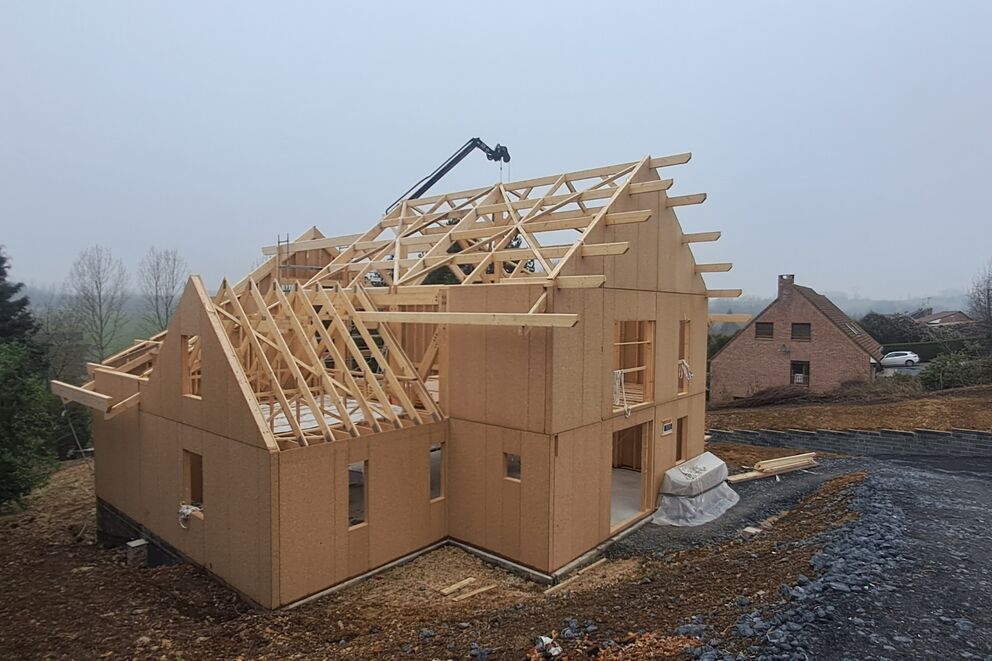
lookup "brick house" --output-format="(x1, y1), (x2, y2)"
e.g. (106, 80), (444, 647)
(915, 310), (974, 327)
(709, 275), (882, 404)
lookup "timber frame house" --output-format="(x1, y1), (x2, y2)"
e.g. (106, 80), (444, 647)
(52, 152), (740, 608)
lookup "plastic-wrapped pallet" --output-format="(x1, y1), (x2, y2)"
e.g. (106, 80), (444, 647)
(651, 451), (739, 526)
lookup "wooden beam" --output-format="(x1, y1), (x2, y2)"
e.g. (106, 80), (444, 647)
(362, 287), (440, 306)
(682, 231), (721, 244)
(439, 577), (476, 595)
(580, 242), (630, 257)
(667, 193), (707, 208)
(451, 584), (496, 602)
(695, 262), (733, 273)
(50, 380), (112, 412)
(649, 152), (692, 169)
(552, 275), (606, 289)
(629, 179), (674, 194)
(105, 392), (141, 420)
(709, 313), (751, 324)
(604, 210), (652, 226)
(260, 233), (362, 255)
(356, 311), (578, 328)
(707, 289), (743, 298)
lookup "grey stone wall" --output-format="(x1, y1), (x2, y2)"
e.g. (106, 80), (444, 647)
(707, 427), (992, 457)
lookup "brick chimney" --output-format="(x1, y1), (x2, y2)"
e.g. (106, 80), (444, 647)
(778, 274), (795, 299)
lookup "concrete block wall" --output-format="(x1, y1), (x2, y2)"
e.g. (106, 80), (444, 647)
(707, 428), (992, 457)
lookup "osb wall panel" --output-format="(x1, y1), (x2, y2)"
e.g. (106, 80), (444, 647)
(140, 277), (271, 450)
(445, 285), (549, 434)
(598, 174), (709, 297)
(103, 410), (276, 606)
(276, 422), (448, 606)
(549, 421), (613, 569)
(648, 394), (705, 497)
(92, 405), (141, 521)
(447, 419), (552, 572)
(653, 292), (709, 404)
(549, 288), (605, 434)
(199, 435), (274, 607)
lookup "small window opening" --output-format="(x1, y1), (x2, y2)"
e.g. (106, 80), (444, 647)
(791, 361), (810, 386)
(504, 453), (521, 481)
(429, 443), (443, 500)
(348, 460), (367, 527)
(183, 450), (203, 508)
(791, 323), (811, 341)
(755, 322), (774, 340)
(181, 334), (202, 397)
(676, 416), (688, 463)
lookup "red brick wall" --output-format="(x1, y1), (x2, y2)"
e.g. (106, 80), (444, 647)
(709, 277), (874, 404)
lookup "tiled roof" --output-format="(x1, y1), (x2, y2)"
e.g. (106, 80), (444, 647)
(794, 285), (884, 361)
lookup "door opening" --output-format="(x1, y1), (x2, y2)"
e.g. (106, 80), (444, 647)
(611, 422), (650, 528)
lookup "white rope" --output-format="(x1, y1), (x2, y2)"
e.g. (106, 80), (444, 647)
(177, 503), (203, 529)
(678, 359), (694, 383)
(612, 369), (631, 418)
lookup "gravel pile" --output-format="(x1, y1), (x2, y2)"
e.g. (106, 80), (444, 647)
(673, 473), (911, 660)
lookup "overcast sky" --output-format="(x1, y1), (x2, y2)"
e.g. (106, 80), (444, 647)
(2, 2), (989, 299)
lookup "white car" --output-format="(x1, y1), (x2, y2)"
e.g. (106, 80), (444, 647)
(880, 351), (920, 367)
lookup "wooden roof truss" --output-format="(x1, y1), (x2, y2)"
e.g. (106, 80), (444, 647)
(213, 279), (443, 448)
(292, 154), (698, 290)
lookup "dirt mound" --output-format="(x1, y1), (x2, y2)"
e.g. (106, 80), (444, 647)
(707, 385), (992, 431)
(0, 460), (869, 659)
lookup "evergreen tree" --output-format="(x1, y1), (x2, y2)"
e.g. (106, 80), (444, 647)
(0, 247), (37, 343)
(0, 342), (56, 506)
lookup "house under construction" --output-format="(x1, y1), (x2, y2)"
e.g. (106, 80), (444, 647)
(52, 152), (739, 608)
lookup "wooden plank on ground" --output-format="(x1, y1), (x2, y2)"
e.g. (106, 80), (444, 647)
(727, 459), (818, 484)
(439, 577), (475, 595)
(451, 584), (496, 601)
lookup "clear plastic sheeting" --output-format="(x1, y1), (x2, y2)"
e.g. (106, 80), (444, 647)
(652, 451), (740, 526)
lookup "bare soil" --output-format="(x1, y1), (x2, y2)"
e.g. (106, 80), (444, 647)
(0, 460), (867, 660)
(706, 385), (992, 431)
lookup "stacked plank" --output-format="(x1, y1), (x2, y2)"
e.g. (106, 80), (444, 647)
(726, 452), (818, 484)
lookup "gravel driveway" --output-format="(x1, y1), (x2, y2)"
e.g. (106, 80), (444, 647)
(614, 455), (992, 660)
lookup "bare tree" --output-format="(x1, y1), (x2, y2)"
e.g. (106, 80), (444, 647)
(137, 247), (187, 333)
(67, 246), (129, 361)
(967, 260), (992, 337)
(31, 287), (88, 382)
